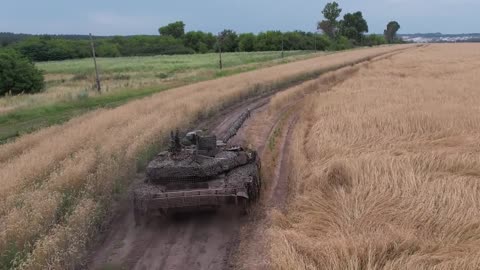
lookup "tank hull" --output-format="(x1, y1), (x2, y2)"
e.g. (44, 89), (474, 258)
(133, 158), (261, 223)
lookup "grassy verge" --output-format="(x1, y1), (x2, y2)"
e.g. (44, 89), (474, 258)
(0, 85), (175, 143)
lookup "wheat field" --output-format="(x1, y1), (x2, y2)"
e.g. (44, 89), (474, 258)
(0, 45), (410, 269)
(269, 44), (480, 269)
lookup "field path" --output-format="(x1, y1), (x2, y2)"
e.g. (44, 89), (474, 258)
(89, 92), (291, 270)
(87, 46), (417, 270)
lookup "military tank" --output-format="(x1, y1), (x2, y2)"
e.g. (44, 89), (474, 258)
(133, 128), (261, 224)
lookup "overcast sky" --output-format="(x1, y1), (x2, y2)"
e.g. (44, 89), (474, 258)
(0, 0), (478, 35)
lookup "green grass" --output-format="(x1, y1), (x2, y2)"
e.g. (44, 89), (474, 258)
(0, 85), (172, 142)
(36, 51), (312, 75)
(0, 51), (320, 143)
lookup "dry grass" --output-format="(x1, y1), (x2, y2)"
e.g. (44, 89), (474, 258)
(0, 45), (409, 269)
(269, 43), (480, 270)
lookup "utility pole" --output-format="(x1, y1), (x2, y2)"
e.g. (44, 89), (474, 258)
(218, 34), (223, 70)
(314, 32), (317, 51)
(89, 33), (101, 92)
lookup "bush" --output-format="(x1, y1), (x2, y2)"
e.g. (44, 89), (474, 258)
(329, 36), (354, 51)
(364, 34), (387, 47)
(16, 37), (90, 61)
(183, 31), (216, 53)
(0, 49), (45, 95)
(316, 35), (332, 51)
(238, 33), (256, 52)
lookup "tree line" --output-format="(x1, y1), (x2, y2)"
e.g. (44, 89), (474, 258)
(0, 2), (401, 63)
(0, 30), (331, 62)
(317, 2), (401, 46)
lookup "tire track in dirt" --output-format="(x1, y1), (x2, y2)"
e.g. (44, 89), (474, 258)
(268, 114), (299, 211)
(228, 101), (303, 270)
(223, 47), (425, 269)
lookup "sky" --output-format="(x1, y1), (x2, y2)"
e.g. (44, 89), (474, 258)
(0, 0), (478, 36)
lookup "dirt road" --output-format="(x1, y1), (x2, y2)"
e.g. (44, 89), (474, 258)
(89, 91), (295, 270)
(88, 47), (415, 270)
(89, 80), (311, 270)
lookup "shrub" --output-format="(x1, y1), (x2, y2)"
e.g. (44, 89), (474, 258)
(329, 36), (354, 51)
(364, 34), (387, 47)
(0, 49), (45, 95)
(316, 35), (332, 51)
(15, 37), (90, 61)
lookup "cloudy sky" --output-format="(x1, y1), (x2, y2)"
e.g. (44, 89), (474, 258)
(0, 0), (478, 35)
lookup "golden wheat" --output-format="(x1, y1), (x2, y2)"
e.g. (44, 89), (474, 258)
(269, 43), (480, 270)
(0, 45), (410, 269)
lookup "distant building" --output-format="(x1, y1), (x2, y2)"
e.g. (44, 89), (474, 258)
(400, 33), (480, 43)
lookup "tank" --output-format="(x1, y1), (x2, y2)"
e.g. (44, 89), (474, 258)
(133, 129), (261, 224)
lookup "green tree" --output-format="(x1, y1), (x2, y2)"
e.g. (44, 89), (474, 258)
(316, 34), (332, 50)
(322, 1), (342, 22)
(184, 31), (216, 53)
(159, 21), (186, 39)
(339, 12), (369, 44)
(318, 2), (342, 38)
(0, 49), (45, 95)
(217, 30), (239, 52)
(15, 37), (90, 61)
(318, 21), (335, 39)
(384, 21), (401, 43)
(117, 35), (194, 55)
(184, 31), (205, 53)
(283, 31), (304, 50)
(238, 33), (256, 52)
(96, 42), (121, 57)
(254, 31), (283, 51)
(329, 36), (353, 51)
